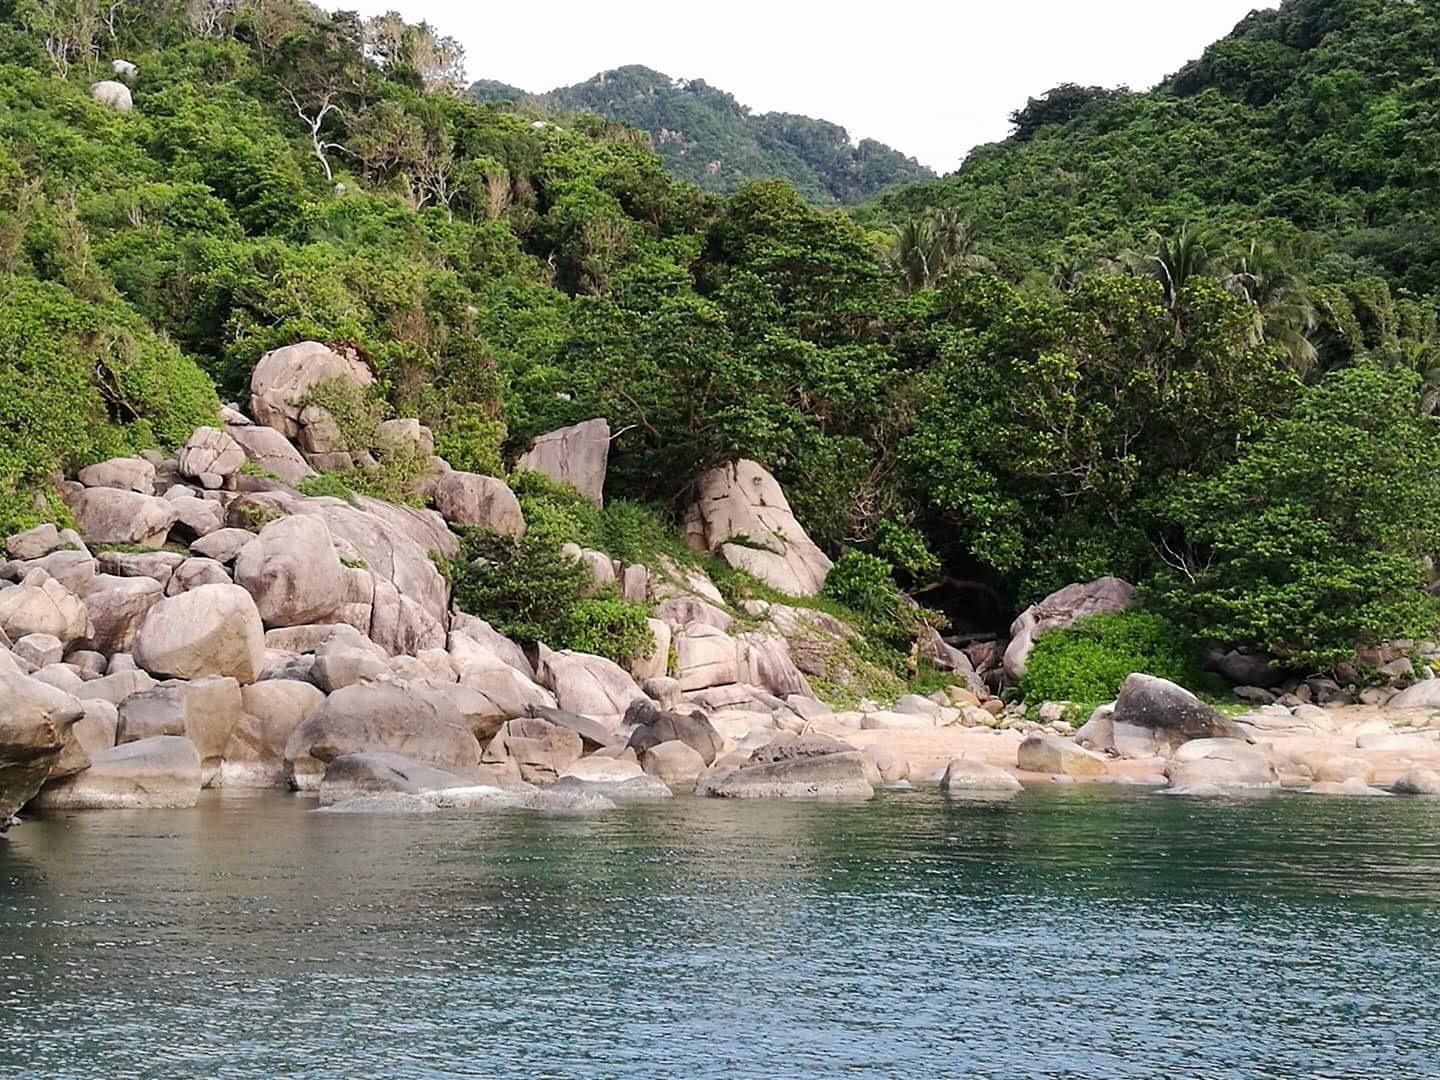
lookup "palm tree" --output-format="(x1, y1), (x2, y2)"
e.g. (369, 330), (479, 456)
(1144, 224), (1220, 307)
(889, 209), (993, 292)
(1223, 241), (1319, 374)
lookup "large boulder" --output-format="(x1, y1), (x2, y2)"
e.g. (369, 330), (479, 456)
(697, 751), (874, 800)
(177, 426), (246, 482)
(249, 341), (373, 442)
(132, 584), (265, 683)
(430, 471), (525, 535)
(1002, 577), (1135, 682)
(0, 572), (89, 644)
(1165, 738), (1277, 790)
(0, 673), (84, 824)
(1104, 674), (1247, 755)
(233, 515), (347, 628)
(77, 456), (154, 493)
(941, 757), (1024, 794)
(673, 622), (740, 691)
(426, 671), (556, 744)
(449, 613), (534, 680)
(554, 759), (671, 800)
(68, 487), (177, 548)
(1387, 681), (1440, 710)
(166, 557), (230, 595)
(515, 418), (610, 506)
(523, 705), (617, 751)
(682, 459), (832, 596)
(217, 679), (325, 788)
(5, 524), (61, 561)
(624, 700), (723, 765)
(481, 717), (584, 783)
(31, 736), (202, 810)
(3, 547), (94, 597)
(641, 739), (707, 787)
(96, 550), (185, 588)
(53, 699), (118, 778)
(283, 681), (481, 791)
(736, 632), (812, 698)
(310, 625), (389, 692)
(317, 752), (526, 809)
(224, 421), (316, 486)
(83, 575), (164, 654)
(116, 677), (242, 784)
(536, 646), (644, 717)
(225, 489), (449, 654)
(1017, 733), (1108, 778)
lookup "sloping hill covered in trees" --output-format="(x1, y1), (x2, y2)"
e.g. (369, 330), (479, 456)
(470, 64), (934, 205)
(2, 0), (1440, 680)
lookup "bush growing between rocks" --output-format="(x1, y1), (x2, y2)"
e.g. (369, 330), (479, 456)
(1019, 610), (1213, 708)
(452, 527), (651, 663)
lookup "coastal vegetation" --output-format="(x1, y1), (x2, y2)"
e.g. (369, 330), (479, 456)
(2, 0), (1439, 704)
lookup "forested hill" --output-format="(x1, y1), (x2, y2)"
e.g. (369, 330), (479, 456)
(863, 0), (1440, 294)
(469, 65), (934, 205)
(3, 0), (1440, 678)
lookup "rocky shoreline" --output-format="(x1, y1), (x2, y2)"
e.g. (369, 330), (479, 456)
(5, 340), (1440, 827)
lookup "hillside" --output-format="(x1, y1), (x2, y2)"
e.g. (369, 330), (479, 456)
(862, 0), (1440, 294)
(469, 64), (934, 205)
(2, 0), (1440, 710)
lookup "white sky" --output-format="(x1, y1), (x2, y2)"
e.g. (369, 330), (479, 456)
(343, 0), (1276, 172)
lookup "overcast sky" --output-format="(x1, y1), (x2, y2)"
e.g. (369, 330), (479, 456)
(344, 0), (1274, 173)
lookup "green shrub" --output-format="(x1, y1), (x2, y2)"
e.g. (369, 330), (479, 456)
(822, 550), (902, 622)
(451, 527), (650, 664)
(298, 472), (357, 502)
(432, 407), (506, 477)
(1019, 610), (1213, 707)
(556, 596), (654, 663)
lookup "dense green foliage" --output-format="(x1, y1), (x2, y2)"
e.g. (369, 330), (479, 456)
(470, 65), (933, 205)
(2, 0), (1439, 677)
(1019, 612), (1213, 708)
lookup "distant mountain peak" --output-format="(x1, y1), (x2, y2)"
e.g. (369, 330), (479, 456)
(468, 66), (932, 204)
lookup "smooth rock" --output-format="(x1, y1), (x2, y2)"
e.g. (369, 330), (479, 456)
(133, 584), (265, 683)
(32, 736), (202, 809)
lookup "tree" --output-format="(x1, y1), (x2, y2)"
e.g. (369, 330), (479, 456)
(1223, 241), (1319, 373)
(889, 208), (991, 292)
(1141, 224), (1221, 309)
(1150, 365), (1440, 666)
(271, 9), (365, 181)
(18, 0), (101, 78)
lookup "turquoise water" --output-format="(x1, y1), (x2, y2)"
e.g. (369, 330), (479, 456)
(3, 787), (1440, 1078)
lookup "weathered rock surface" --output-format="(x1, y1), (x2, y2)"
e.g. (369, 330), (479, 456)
(430, 471), (525, 534)
(116, 677), (242, 783)
(5, 524), (61, 561)
(941, 757), (1023, 794)
(177, 426), (245, 480)
(224, 421), (315, 486)
(1017, 733), (1108, 778)
(625, 700), (723, 765)
(683, 459), (832, 596)
(698, 751), (875, 800)
(1166, 738), (1277, 790)
(234, 515), (347, 628)
(0, 574), (89, 644)
(1393, 764), (1440, 796)
(32, 736), (202, 810)
(133, 584), (265, 683)
(283, 682), (480, 790)
(316, 752), (526, 808)
(536, 646), (643, 717)
(516, 418), (610, 506)
(0, 673), (84, 823)
(480, 717), (584, 783)
(673, 622), (739, 691)
(77, 456), (154, 494)
(1002, 577), (1135, 681)
(1097, 674), (1248, 756)
(218, 679), (326, 788)
(641, 739), (707, 786)
(68, 487), (177, 548)
(83, 575), (163, 654)
(249, 341), (373, 441)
